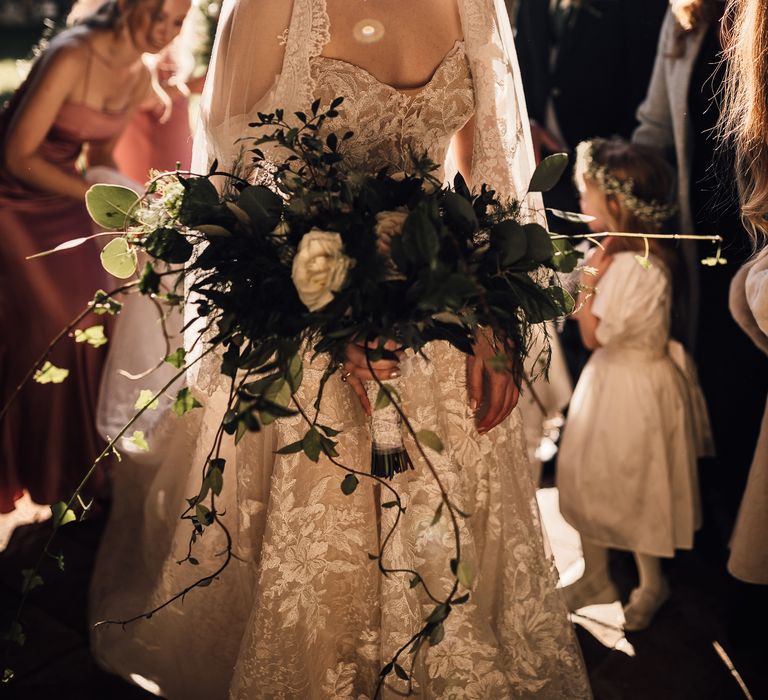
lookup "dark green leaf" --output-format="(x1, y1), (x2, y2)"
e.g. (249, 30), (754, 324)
(528, 153), (568, 193)
(144, 227), (193, 264)
(276, 440), (304, 455)
(302, 428), (322, 462)
(21, 569), (43, 593)
(524, 223), (554, 262)
(138, 262), (161, 294)
(237, 186), (283, 232)
(431, 502), (443, 525)
(341, 473), (359, 495)
(429, 622), (445, 646)
(427, 603), (450, 624)
(394, 663), (409, 681)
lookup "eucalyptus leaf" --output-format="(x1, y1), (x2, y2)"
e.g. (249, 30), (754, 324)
(547, 207), (596, 224)
(524, 223), (554, 262)
(85, 184), (139, 229)
(528, 153), (568, 193)
(100, 237), (138, 279)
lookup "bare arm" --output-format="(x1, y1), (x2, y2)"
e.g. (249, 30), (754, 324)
(3, 45), (90, 200)
(574, 245), (614, 350)
(452, 115), (475, 186)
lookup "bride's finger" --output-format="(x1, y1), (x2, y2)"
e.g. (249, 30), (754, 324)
(466, 354), (484, 414)
(344, 373), (372, 416)
(476, 370), (509, 434)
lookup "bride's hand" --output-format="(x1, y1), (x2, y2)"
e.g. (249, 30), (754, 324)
(467, 330), (520, 435)
(340, 340), (404, 416)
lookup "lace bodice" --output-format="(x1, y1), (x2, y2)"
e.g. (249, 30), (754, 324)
(309, 41), (474, 177)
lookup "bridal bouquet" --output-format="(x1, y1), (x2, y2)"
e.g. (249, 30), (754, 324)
(87, 98), (576, 479)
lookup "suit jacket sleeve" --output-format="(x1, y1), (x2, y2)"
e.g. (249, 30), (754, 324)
(633, 9), (676, 151)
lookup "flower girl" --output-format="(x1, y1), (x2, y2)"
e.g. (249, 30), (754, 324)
(557, 138), (713, 631)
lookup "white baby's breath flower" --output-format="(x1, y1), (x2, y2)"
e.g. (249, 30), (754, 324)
(291, 229), (353, 311)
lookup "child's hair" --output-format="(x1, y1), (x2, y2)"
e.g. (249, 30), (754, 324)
(575, 137), (680, 263)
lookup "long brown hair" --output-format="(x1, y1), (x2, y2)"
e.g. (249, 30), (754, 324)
(69, 0), (162, 31)
(719, 0), (768, 245)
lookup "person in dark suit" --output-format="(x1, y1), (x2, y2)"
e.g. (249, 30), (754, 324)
(514, 0), (668, 384)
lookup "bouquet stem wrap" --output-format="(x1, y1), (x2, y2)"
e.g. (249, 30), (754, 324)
(364, 377), (414, 479)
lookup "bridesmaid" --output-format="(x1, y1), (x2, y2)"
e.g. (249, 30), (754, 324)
(0, 0), (190, 513)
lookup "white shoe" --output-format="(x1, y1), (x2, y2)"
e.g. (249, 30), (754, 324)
(560, 572), (619, 611)
(623, 581), (670, 631)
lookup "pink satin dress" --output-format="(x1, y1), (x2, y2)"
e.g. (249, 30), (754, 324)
(113, 65), (192, 184)
(0, 67), (129, 512)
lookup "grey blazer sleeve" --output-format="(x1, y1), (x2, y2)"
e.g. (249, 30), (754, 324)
(633, 9), (676, 150)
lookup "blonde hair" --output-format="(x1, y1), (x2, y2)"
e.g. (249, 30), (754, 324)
(576, 138), (679, 266)
(719, 0), (768, 246)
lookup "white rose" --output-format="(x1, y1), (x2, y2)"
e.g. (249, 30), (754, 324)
(374, 208), (409, 255)
(291, 229), (353, 311)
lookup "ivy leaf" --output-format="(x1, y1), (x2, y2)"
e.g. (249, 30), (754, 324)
(34, 361), (69, 385)
(100, 237), (138, 279)
(302, 428), (322, 462)
(453, 592), (470, 605)
(21, 569), (43, 594)
(165, 347), (187, 369)
(427, 603), (450, 624)
(135, 389), (159, 411)
(91, 289), (122, 316)
(276, 440), (304, 455)
(74, 325), (108, 348)
(50, 502), (76, 529)
(416, 429), (444, 454)
(195, 503), (213, 526)
(410, 575), (421, 588)
(3, 621), (25, 648)
(138, 262), (161, 295)
(456, 560), (475, 589)
(318, 424), (340, 437)
(207, 465), (224, 496)
(429, 623), (445, 646)
(173, 387), (202, 416)
(128, 430), (149, 452)
(394, 663), (409, 681)
(341, 473), (359, 495)
(374, 386), (391, 410)
(528, 153), (568, 193)
(634, 255), (652, 270)
(431, 502), (443, 525)
(287, 353), (304, 393)
(85, 184), (139, 229)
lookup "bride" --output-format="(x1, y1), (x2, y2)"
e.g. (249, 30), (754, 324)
(89, 0), (591, 697)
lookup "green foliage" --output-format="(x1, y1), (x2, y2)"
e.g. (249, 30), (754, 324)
(528, 153), (569, 193)
(100, 237), (138, 279)
(165, 348), (187, 368)
(341, 473), (359, 495)
(74, 325), (108, 348)
(21, 569), (43, 593)
(416, 430), (444, 454)
(173, 388), (202, 416)
(128, 430), (149, 451)
(33, 361), (69, 384)
(91, 290), (122, 316)
(50, 502), (76, 529)
(135, 389), (159, 411)
(85, 184), (139, 229)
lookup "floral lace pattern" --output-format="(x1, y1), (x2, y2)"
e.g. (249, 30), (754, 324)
(90, 1), (590, 698)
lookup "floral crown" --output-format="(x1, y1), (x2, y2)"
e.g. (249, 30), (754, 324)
(575, 140), (678, 226)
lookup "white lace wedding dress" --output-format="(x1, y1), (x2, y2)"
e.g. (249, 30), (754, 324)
(89, 2), (591, 698)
